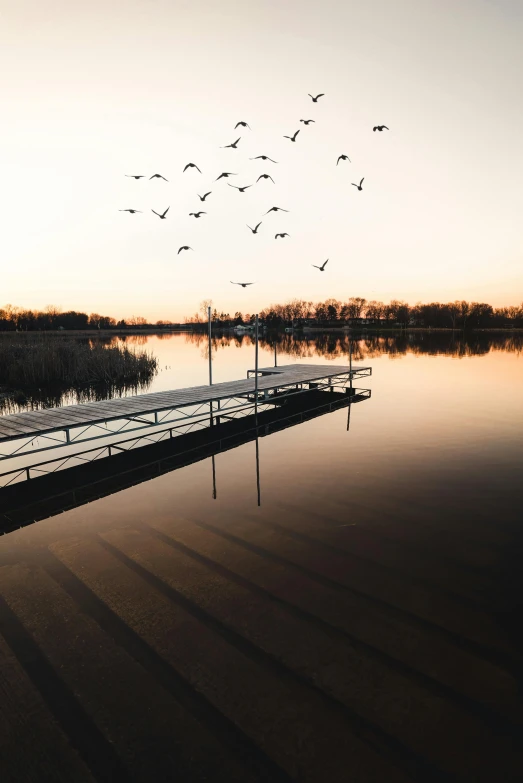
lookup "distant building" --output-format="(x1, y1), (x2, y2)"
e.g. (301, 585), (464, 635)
(344, 317), (375, 326)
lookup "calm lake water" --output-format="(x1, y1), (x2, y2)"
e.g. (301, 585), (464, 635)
(1, 331), (522, 782)
(115, 330), (523, 526)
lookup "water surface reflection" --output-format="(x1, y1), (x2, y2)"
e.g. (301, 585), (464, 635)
(184, 329), (523, 361)
(0, 331), (522, 782)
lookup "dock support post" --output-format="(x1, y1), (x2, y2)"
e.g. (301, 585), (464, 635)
(207, 306), (213, 387)
(208, 307), (217, 499)
(207, 305), (221, 424)
(254, 314), (259, 418)
(255, 313), (261, 505)
(208, 305), (215, 425)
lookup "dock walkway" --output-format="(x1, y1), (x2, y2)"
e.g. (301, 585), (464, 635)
(0, 363), (371, 461)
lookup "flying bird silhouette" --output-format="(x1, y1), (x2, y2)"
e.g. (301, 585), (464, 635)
(247, 222), (262, 234)
(183, 163), (201, 173)
(352, 178), (364, 191)
(275, 233), (290, 239)
(308, 93), (325, 102)
(125, 175), (145, 179)
(152, 207), (170, 219)
(283, 130), (300, 142)
(178, 246), (193, 254)
(198, 192), (212, 201)
(250, 155), (278, 163)
(221, 137), (241, 149)
(215, 172), (237, 181)
(150, 174), (168, 181)
(234, 121), (251, 129)
(256, 174), (275, 183)
(189, 211), (206, 218)
(228, 184), (252, 192)
(231, 281), (255, 287)
(119, 209), (142, 213)
(337, 154), (351, 165)
(373, 125), (389, 132)
(312, 259), (329, 271)
(264, 206), (289, 215)
(300, 119), (315, 125)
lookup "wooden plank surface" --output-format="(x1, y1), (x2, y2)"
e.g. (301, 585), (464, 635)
(0, 364), (367, 443)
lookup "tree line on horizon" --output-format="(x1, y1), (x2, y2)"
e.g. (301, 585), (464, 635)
(187, 297), (523, 330)
(0, 304), (155, 332)
(1, 297), (523, 332)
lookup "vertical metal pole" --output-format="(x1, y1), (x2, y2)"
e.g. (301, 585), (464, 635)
(254, 313), (261, 505)
(208, 305), (214, 425)
(207, 306), (212, 387)
(254, 313), (262, 506)
(254, 315), (260, 421)
(274, 339), (277, 367)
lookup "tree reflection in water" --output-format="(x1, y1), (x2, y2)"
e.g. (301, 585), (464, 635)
(2, 330), (521, 415)
(183, 330), (523, 362)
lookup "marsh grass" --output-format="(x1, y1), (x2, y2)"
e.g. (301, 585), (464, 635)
(0, 334), (158, 412)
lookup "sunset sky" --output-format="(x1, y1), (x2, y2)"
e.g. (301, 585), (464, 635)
(2, 0), (522, 321)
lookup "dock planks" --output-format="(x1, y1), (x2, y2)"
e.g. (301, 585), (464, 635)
(0, 363), (369, 443)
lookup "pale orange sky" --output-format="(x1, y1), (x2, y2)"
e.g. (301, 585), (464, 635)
(1, 0), (522, 321)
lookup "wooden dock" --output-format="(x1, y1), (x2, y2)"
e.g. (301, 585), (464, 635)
(0, 363), (371, 463)
(0, 388), (370, 530)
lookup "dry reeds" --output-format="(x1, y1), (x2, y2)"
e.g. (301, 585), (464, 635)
(0, 334), (157, 393)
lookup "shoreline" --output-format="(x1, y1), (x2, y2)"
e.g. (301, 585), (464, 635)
(0, 327), (522, 337)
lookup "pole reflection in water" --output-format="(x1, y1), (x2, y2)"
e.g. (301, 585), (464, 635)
(211, 453), (217, 500)
(255, 432), (261, 507)
(0, 386), (369, 533)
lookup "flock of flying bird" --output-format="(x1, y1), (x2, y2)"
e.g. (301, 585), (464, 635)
(120, 93), (389, 287)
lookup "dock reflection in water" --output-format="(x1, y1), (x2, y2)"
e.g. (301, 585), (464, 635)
(0, 388), (368, 531)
